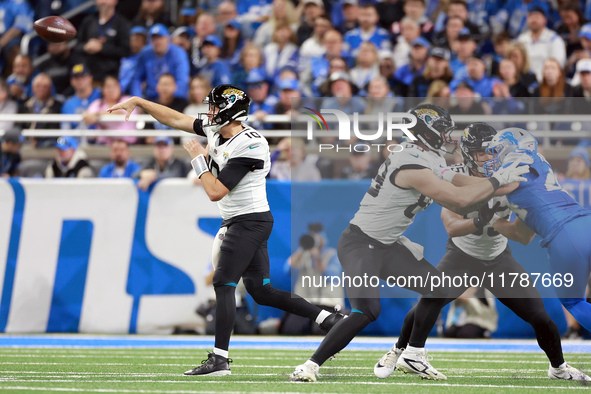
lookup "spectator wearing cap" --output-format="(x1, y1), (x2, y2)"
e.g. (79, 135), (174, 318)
(178, 2), (198, 27)
(190, 13), (216, 73)
(557, 2), (585, 60)
(375, 0), (404, 32)
(132, 23), (190, 101)
(304, 30), (354, 96)
(172, 26), (195, 58)
(19, 73), (62, 148)
(253, 0), (299, 48)
(300, 15), (333, 69)
(506, 41), (539, 94)
(6, 54), (35, 103)
(0, 0), (33, 78)
(75, 0), (131, 82)
(344, 4), (392, 57)
(392, 18), (421, 69)
(316, 57), (351, 96)
(432, 15), (464, 50)
(517, 1), (566, 83)
(391, 0), (433, 40)
(0, 129), (22, 177)
(83, 76), (139, 145)
(133, 0), (172, 29)
(409, 46), (452, 97)
(119, 26), (148, 95)
(449, 82), (489, 129)
(565, 146), (591, 180)
(246, 67), (278, 130)
(38, 41), (80, 97)
(449, 27), (477, 74)
(340, 143), (379, 180)
(263, 24), (299, 81)
(568, 59), (591, 112)
(61, 64), (102, 130)
(566, 22), (591, 78)
(136, 136), (190, 191)
(221, 20), (246, 70)
(350, 42), (380, 92)
(321, 72), (366, 113)
(393, 36), (429, 96)
(297, 0), (325, 46)
(272, 79), (302, 129)
(45, 137), (94, 178)
(0, 78), (17, 133)
(215, 2), (253, 39)
(331, 0), (359, 36)
(98, 139), (142, 178)
(197, 34), (231, 86)
(450, 57), (497, 97)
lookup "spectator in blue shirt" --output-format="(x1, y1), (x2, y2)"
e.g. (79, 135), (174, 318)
(343, 4), (392, 57)
(119, 26), (148, 95)
(197, 34), (231, 86)
(450, 28), (478, 74)
(6, 54), (34, 103)
(132, 23), (190, 101)
(0, 0), (33, 76)
(450, 57), (498, 97)
(99, 139), (142, 178)
(393, 37), (429, 96)
(263, 24), (299, 81)
(246, 67), (278, 129)
(220, 19), (245, 70)
(61, 63), (102, 130)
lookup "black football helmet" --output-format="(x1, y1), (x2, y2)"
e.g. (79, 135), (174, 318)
(203, 84), (251, 130)
(460, 122), (497, 175)
(407, 103), (456, 156)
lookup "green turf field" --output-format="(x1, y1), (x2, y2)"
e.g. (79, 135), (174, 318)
(0, 347), (589, 393)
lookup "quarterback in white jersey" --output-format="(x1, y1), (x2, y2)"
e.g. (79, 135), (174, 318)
(375, 123), (590, 382)
(290, 104), (531, 383)
(108, 84), (344, 377)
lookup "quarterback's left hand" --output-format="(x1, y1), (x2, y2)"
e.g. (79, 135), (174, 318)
(183, 139), (208, 159)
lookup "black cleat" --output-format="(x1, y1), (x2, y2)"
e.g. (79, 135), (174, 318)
(184, 352), (232, 376)
(319, 307), (347, 332)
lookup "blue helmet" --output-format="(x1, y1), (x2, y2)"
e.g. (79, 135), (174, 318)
(483, 127), (537, 177)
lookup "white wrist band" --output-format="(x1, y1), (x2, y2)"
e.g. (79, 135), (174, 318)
(191, 154), (210, 178)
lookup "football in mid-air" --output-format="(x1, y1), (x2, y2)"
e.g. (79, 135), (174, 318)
(34, 16), (77, 43)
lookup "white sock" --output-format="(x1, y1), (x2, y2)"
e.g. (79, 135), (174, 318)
(558, 362), (567, 369)
(315, 309), (331, 325)
(406, 345), (424, 353)
(213, 347), (229, 359)
(304, 359), (319, 368)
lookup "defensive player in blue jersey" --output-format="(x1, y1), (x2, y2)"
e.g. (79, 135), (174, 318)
(483, 128), (591, 332)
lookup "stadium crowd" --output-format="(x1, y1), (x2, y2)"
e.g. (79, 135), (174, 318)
(1, 0), (591, 179)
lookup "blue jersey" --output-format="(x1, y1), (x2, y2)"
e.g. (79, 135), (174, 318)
(343, 27), (392, 56)
(506, 151), (591, 246)
(99, 160), (141, 178)
(0, 0), (33, 35)
(61, 88), (102, 129)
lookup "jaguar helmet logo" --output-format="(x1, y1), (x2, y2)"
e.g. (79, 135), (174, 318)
(415, 109), (439, 126)
(220, 88), (245, 109)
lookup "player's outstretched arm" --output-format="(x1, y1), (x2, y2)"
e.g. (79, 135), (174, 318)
(107, 96), (196, 134)
(493, 217), (535, 245)
(450, 173), (520, 196)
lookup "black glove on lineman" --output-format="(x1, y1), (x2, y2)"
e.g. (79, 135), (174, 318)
(473, 201), (501, 229)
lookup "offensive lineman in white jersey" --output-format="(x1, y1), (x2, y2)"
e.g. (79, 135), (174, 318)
(374, 123), (590, 381)
(290, 104), (530, 382)
(108, 84), (343, 376)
